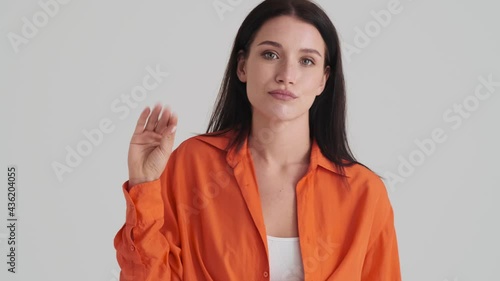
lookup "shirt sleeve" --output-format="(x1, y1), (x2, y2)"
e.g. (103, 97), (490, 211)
(113, 150), (183, 281)
(361, 179), (402, 281)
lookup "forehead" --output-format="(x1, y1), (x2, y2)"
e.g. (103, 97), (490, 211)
(252, 15), (325, 52)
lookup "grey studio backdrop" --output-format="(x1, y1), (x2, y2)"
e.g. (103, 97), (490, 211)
(1, 0), (499, 280)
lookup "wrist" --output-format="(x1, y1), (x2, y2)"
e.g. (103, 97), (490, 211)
(128, 177), (156, 190)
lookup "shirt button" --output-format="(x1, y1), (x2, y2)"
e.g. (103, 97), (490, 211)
(130, 245), (135, 251)
(263, 271), (269, 278)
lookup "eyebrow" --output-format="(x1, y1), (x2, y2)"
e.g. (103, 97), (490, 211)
(256, 40), (323, 58)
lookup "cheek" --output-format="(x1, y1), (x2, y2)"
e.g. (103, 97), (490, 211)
(306, 73), (326, 93)
(247, 61), (272, 82)
(246, 65), (272, 93)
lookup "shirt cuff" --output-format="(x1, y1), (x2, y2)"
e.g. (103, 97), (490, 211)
(122, 179), (163, 226)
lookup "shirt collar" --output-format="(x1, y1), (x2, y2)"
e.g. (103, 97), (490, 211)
(195, 130), (349, 178)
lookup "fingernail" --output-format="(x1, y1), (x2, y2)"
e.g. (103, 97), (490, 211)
(170, 126), (177, 134)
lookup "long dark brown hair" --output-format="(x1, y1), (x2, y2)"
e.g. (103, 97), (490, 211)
(199, 0), (377, 182)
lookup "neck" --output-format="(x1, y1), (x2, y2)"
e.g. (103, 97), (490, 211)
(248, 111), (311, 169)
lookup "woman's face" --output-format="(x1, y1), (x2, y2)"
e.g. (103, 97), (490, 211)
(237, 15), (330, 123)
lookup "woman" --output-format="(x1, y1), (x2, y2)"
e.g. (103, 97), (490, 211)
(114, 0), (402, 280)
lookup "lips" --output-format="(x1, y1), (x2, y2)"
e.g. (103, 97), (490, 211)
(268, 89), (297, 99)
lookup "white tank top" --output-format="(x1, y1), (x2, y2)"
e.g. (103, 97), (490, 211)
(267, 235), (305, 281)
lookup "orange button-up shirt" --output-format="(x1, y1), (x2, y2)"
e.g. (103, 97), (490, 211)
(114, 130), (402, 280)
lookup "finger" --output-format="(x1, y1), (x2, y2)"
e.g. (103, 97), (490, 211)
(133, 106), (151, 134)
(158, 111), (177, 149)
(154, 105), (172, 134)
(166, 110), (178, 132)
(145, 103), (162, 131)
(158, 121), (177, 156)
(160, 109), (178, 136)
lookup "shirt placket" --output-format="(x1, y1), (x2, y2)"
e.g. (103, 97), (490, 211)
(230, 150), (271, 279)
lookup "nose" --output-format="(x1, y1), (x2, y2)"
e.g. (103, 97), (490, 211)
(275, 59), (296, 85)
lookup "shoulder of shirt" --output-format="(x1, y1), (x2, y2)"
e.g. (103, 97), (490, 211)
(170, 130), (233, 158)
(172, 131), (389, 196)
(344, 163), (382, 183)
(342, 162), (389, 197)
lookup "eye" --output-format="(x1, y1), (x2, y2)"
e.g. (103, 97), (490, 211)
(262, 51), (278, 60)
(301, 58), (315, 66)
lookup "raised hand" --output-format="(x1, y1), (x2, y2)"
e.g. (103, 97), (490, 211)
(127, 103), (178, 188)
